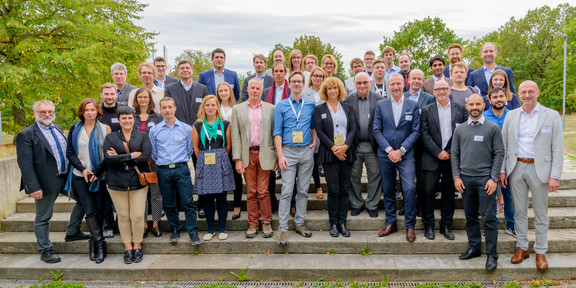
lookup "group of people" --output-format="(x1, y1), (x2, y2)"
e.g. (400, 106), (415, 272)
(17, 43), (563, 273)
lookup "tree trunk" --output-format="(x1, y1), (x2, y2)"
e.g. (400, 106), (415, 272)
(12, 91), (26, 129)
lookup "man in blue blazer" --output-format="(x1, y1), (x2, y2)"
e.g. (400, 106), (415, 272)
(373, 73), (420, 242)
(198, 48), (241, 102)
(467, 42), (515, 96)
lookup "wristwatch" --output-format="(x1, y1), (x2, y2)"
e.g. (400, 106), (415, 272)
(490, 176), (498, 183)
(399, 147), (406, 156)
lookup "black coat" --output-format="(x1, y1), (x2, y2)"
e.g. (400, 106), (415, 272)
(343, 91), (385, 152)
(314, 102), (358, 164)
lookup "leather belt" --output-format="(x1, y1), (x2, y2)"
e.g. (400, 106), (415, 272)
(249, 146), (260, 151)
(158, 162), (187, 169)
(517, 158), (534, 163)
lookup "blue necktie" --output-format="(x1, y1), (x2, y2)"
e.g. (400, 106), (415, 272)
(49, 126), (66, 173)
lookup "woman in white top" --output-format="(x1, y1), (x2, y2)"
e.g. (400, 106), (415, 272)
(216, 82), (243, 219)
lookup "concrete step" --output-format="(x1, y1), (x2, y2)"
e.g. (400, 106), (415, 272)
(15, 189), (576, 214)
(1, 229), (575, 255)
(0, 252), (575, 282)
(3, 207), (576, 233)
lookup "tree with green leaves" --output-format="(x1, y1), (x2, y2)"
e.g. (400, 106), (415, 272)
(267, 35), (345, 77)
(380, 17), (464, 76)
(171, 49), (213, 82)
(0, 0), (155, 134)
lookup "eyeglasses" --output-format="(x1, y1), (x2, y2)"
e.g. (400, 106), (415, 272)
(290, 80), (303, 84)
(36, 110), (55, 115)
(323, 62), (335, 66)
(433, 87), (450, 92)
(312, 75), (324, 78)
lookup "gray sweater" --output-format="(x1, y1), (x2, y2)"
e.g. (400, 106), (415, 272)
(451, 118), (504, 179)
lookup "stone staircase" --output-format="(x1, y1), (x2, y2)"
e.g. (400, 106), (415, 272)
(1, 175), (576, 282)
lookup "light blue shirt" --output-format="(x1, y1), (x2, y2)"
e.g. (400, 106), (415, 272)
(408, 90), (420, 102)
(384, 65), (401, 81)
(154, 78), (166, 88)
(181, 80), (193, 91)
(149, 119), (193, 165)
(483, 65), (500, 85)
(432, 75), (446, 83)
(273, 96), (316, 146)
(214, 68), (225, 90)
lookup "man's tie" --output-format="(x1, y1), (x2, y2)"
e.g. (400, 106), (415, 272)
(49, 126), (66, 173)
(404, 74), (410, 90)
(472, 121), (479, 126)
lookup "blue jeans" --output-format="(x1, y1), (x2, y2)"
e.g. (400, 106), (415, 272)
(501, 184), (515, 229)
(378, 157), (416, 228)
(157, 165), (198, 235)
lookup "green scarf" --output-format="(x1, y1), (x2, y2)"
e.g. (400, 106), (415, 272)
(201, 118), (225, 149)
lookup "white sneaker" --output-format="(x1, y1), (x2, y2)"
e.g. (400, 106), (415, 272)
(218, 232), (228, 240)
(203, 233), (214, 241)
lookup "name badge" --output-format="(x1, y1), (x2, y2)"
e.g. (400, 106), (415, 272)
(148, 122), (155, 127)
(334, 134), (345, 146)
(405, 115), (413, 121)
(204, 153), (216, 165)
(292, 131), (303, 143)
(542, 126), (552, 133)
(174, 135), (183, 141)
(321, 113), (327, 119)
(196, 98), (203, 103)
(474, 135), (484, 142)
(111, 118), (119, 123)
(217, 129), (222, 136)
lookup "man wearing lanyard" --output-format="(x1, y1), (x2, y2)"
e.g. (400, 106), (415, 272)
(273, 71), (317, 247)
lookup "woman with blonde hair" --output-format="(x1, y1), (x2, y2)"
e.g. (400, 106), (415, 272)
(192, 95), (235, 241)
(321, 54), (345, 86)
(288, 49), (310, 87)
(488, 69), (521, 110)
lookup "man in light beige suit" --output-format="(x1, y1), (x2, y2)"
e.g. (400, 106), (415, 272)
(231, 77), (277, 239)
(500, 80), (563, 271)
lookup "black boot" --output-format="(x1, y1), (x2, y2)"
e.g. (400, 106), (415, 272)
(89, 239), (96, 261)
(86, 216), (106, 264)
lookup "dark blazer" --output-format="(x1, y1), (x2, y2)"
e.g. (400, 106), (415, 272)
(198, 68), (241, 102)
(134, 112), (163, 133)
(117, 83), (137, 106)
(373, 98), (421, 159)
(314, 102), (358, 164)
(165, 81), (208, 126)
(422, 78), (453, 95)
(241, 74), (274, 102)
(420, 101), (468, 171)
(100, 129), (152, 191)
(16, 122), (68, 195)
(444, 66), (474, 84)
(344, 91), (385, 152)
(262, 85), (291, 105)
(467, 66), (516, 96)
(404, 90), (435, 109)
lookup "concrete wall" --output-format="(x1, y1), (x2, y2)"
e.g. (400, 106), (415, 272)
(0, 156), (26, 227)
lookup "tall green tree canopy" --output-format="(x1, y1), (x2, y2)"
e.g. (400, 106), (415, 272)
(0, 0), (155, 133)
(380, 17), (464, 76)
(267, 35), (345, 77)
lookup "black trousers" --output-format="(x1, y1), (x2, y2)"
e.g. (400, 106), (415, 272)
(72, 175), (104, 220)
(421, 159), (455, 228)
(461, 175), (498, 257)
(324, 161), (353, 225)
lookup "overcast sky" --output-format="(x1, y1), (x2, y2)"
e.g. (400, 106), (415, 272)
(136, 0), (567, 75)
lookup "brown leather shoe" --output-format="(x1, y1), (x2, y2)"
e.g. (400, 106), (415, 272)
(406, 228), (416, 242)
(378, 225), (398, 237)
(536, 254), (548, 270)
(511, 248), (529, 264)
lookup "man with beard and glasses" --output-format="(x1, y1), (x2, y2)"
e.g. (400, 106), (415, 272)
(483, 88), (516, 238)
(17, 100), (90, 263)
(451, 94), (504, 271)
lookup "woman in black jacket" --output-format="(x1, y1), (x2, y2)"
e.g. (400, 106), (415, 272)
(101, 106), (152, 264)
(314, 77), (358, 238)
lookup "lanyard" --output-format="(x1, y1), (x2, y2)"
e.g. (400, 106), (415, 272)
(289, 98), (304, 130)
(328, 102), (341, 129)
(202, 123), (212, 151)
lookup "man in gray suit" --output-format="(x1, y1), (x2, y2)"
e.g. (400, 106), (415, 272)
(232, 78), (277, 239)
(154, 56), (178, 88)
(165, 60), (208, 126)
(344, 72), (384, 217)
(501, 81), (563, 271)
(241, 54), (274, 102)
(111, 63), (136, 106)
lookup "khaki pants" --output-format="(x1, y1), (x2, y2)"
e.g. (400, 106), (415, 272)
(108, 186), (149, 244)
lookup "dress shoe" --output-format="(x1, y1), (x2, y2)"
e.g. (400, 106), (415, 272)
(406, 228), (416, 242)
(231, 211), (241, 220)
(339, 223), (350, 237)
(152, 226), (162, 237)
(424, 226), (435, 240)
(64, 231), (90, 242)
(398, 207), (405, 216)
(318, 166), (325, 177)
(378, 224), (398, 237)
(536, 254), (548, 270)
(350, 207), (363, 216)
(459, 249), (481, 260)
(486, 255), (498, 271)
(143, 227), (148, 238)
(439, 227), (455, 240)
(329, 224), (339, 237)
(169, 228), (180, 243)
(132, 248), (143, 263)
(511, 248), (529, 264)
(367, 209), (378, 218)
(40, 248), (61, 263)
(198, 208), (206, 219)
(124, 250), (134, 264)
